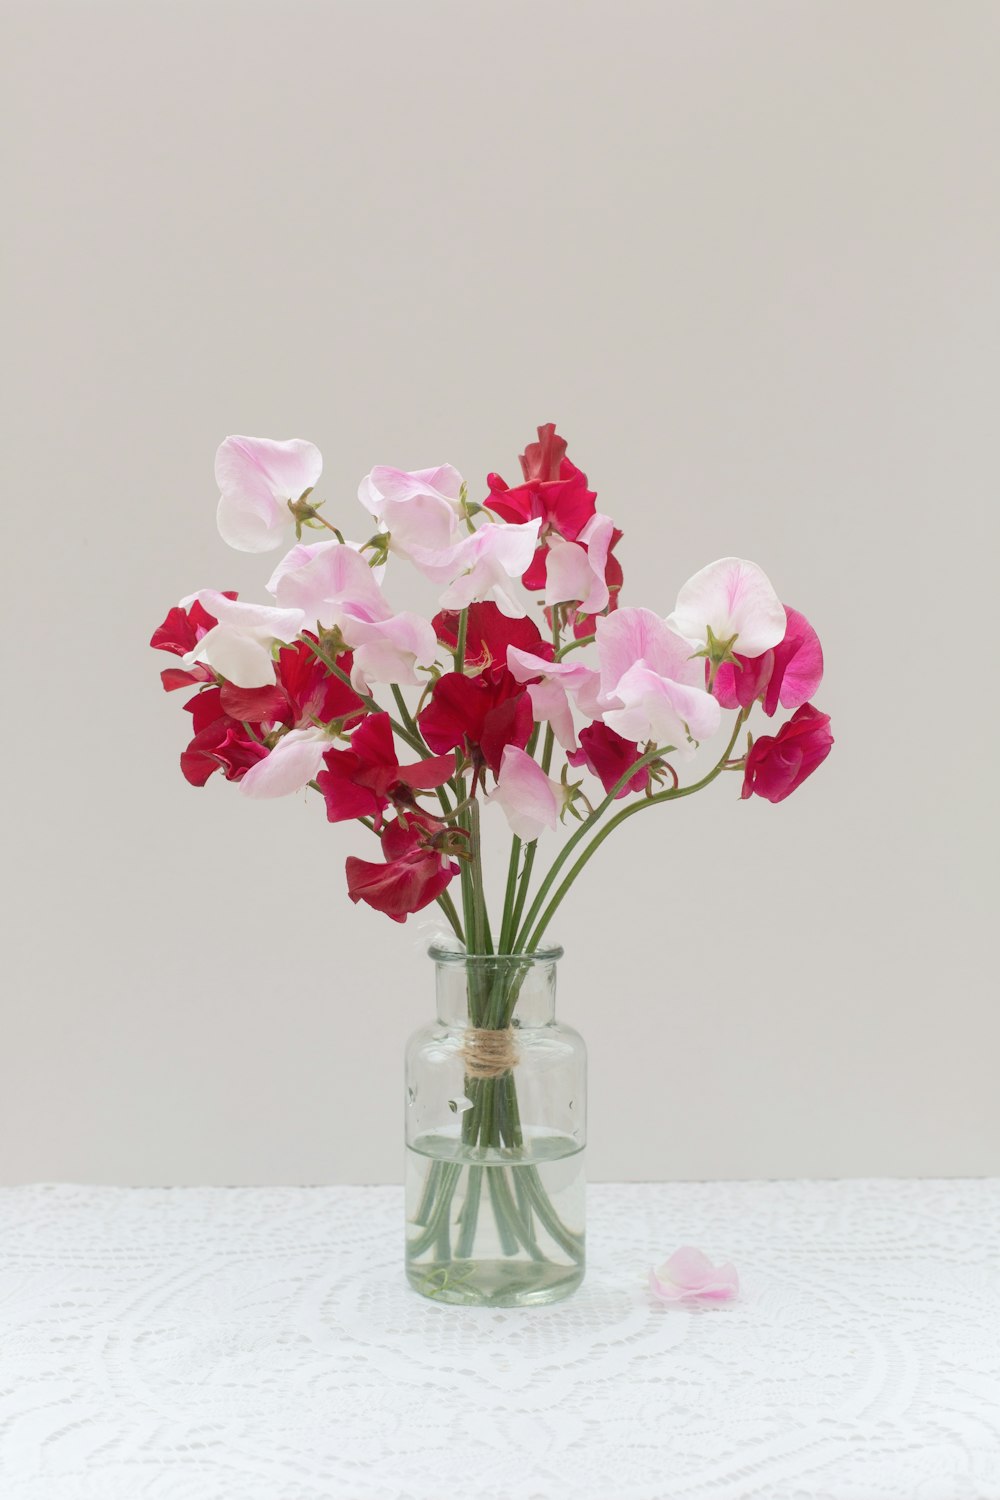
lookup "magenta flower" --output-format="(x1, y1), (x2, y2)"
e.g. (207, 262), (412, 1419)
(713, 605), (824, 716)
(649, 1247), (739, 1304)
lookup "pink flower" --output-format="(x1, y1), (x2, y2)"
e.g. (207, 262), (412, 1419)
(713, 606), (823, 716)
(485, 746), (562, 841)
(668, 557), (786, 661)
(543, 513), (618, 615)
(357, 464), (465, 557)
(215, 435), (323, 553)
(178, 590), (306, 688)
(345, 813), (460, 923)
(267, 540), (437, 692)
(649, 1247), (739, 1304)
(506, 646), (602, 752)
(741, 703), (833, 803)
(596, 607), (721, 752)
(408, 520), (542, 617)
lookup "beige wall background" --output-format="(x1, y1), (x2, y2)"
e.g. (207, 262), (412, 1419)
(3, 0), (997, 1185)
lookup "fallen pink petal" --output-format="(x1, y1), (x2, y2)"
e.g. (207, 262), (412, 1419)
(649, 1247), (740, 1304)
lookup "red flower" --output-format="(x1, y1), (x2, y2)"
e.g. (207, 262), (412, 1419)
(179, 686), (268, 786)
(317, 712), (456, 825)
(420, 602), (547, 775)
(275, 637), (367, 728)
(150, 595), (235, 692)
(714, 607), (823, 717)
(567, 722), (649, 798)
(486, 424), (596, 546)
(345, 814), (460, 923)
(433, 602), (551, 676)
(741, 704), (833, 804)
(419, 669), (534, 777)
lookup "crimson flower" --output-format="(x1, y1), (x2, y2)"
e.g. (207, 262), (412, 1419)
(318, 712), (456, 825)
(419, 670), (533, 777)
(275, 637), (367, 728)
(487, 424), (596, 542)
(567, 722), (649, 798)
(150, 595), (236, 691)
(419, 603), (548, 775)
(713, 606), (823, 717)
(433, 602), (551, 675)
(179, 686), (268, 786)
(741, 704), (833, 804)
(345, 814), (461, 923)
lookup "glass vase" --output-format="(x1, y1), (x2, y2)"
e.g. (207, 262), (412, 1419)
(405, 944), (586, 1306)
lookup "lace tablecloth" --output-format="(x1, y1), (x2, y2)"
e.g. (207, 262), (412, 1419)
(1, 1181), (998, 1500)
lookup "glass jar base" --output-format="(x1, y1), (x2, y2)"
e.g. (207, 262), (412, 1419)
(406, 1258), (584, 1307)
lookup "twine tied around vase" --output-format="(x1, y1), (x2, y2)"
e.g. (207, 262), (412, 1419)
(461, 1026), (520, 1079)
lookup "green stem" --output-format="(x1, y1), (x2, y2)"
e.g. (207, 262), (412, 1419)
(303, 639), (425, 756)
(435, 887), (465, 944)
(467, 796), (491, 955)
(525, 710), (750, 950)
(498, 836), (522, 953)
(555, 633), (595, 659)
(512, 742), (667, 952)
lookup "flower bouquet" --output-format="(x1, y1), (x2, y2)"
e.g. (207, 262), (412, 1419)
(151, 424), (832, 1306)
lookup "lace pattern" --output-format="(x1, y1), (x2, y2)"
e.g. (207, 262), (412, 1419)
(1, 1180), (998, 1499)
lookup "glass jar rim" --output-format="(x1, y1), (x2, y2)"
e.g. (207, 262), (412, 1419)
(428, 942), (563, 966)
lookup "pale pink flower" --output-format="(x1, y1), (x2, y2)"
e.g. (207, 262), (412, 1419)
(485, 745), (562, 841)
(596, 607), (721, 751)
(543, 513), (616, 614)
(507, 647), (603, 753)
(240, 727), (330, 798)
(215, 435), (323, 553)
(267, 539), (388, 629)
(408, 520), (542, 617)
(667, 557), (786, 659)
(346, 612), (439, 694)
(179, 590), (305, 689)
(357, 465), (465, 557)
(267, 540), (436, 691)
(649, 1247), (739, 1304)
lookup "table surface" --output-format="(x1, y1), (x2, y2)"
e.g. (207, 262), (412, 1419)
(1, 1180), (998, 1500)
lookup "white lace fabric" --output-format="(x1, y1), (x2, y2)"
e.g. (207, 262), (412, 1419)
(1, 1180), (998, 1500)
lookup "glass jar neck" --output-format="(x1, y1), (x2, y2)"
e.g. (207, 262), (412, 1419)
(432, 949), (560, 1027)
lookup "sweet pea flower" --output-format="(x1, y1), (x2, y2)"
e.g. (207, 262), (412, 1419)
(317, 712), (456, 825)
(434, 602), (551, 675)
(357, 465), (465, 557)
(567, 722), (650, 798)
(407, 520), (542, 617)
(418, 668), (532, 776)
(485, 746), (563, 841)
(150, 595), (233, 691)
(237, 641), (368, 800)
(215, 435), (323, 553)
(266, 539), (437, 693)
(178, 590), (306, 689)
(506, 646), (603, 752)
(713, 606), (823, 716)
(179, 686), (268, 787)
(486, 424), (596, 543)
(649, 1248), (740, 1304)
(346, 814), (460, 923)
(596, 608), (721, 752)
(741, 703), (833, 803)
(543, 513), (617, 615)
(668, 557), (786, 662)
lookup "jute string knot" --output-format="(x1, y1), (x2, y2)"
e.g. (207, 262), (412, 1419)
(462, 1026), (519, 1079)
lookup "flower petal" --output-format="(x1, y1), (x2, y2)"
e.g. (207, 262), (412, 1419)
(215, 435), (323, 553)
(668, 557), (786, 658)
(239, 727), (329, 798)
(485, 745), (560, 841)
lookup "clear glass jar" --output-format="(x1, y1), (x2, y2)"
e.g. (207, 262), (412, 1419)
(405, 944), (586, 1306)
